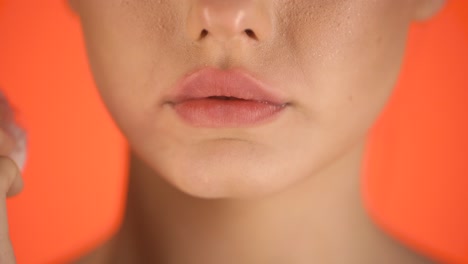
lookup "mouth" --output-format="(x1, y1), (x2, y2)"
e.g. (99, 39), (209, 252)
(166, 68), (289, 128)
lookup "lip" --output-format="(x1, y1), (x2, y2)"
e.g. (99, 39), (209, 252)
(166, 67), (289, 128)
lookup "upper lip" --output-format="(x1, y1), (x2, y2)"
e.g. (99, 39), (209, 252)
(166, 67), (288, 105)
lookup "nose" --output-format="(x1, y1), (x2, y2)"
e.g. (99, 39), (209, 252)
(187, 0), (273, 43)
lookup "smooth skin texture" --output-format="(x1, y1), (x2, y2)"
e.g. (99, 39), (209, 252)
(0, 0), (447, 263)
(68, 0), (444, 199)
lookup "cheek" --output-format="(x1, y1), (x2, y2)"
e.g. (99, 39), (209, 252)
(257, 1), (414, 172)
(77, 4), (173, 137)
(288, 1), (411, 131)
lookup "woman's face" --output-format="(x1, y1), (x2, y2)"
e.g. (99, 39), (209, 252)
(70, 0), (444, 198)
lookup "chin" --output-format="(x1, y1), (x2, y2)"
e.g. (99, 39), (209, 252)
(149, 142), (301, 200)
(164, 168), (272, 199)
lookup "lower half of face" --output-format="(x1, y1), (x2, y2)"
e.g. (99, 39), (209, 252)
(73, 0), (430, 198)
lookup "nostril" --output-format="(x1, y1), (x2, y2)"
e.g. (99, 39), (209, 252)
(244, 29), (258, 40)
(199, 29), (209, 39)
(197, 29), (258, 41)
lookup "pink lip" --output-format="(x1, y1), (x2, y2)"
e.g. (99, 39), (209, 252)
(166, 68), (288, 127)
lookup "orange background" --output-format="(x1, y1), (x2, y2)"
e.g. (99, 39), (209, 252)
(0, 1), (467, 264)
(363, 2), (468, 263)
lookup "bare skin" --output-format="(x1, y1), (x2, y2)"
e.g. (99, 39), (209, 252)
(67, 0), (446, 200)
(70, 0), (444, 263)
(0, 1), (447, 263)
(78, 146), (437, 264)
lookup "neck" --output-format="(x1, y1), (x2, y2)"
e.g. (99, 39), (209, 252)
(107, 140), (431, 264)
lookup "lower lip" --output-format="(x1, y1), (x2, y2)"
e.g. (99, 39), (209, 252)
(172, 98), (286, 127)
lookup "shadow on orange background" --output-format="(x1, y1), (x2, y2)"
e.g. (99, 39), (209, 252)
(0, 1), (467, 264)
